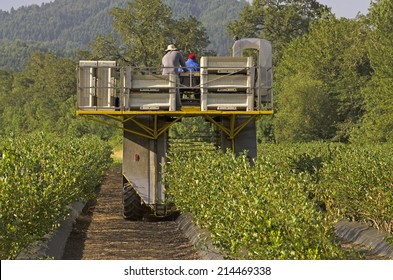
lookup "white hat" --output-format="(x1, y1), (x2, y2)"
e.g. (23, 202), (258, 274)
(165, 44), (178, 51)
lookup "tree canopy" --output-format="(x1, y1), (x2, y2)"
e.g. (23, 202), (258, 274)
(0, 0), (246, 71)
(351, 0), (393, 143)
(89, 0), (210, 67)
(227, 0), (330, 62)
(274, 16), (371, 142)
(0, 53), (118, 139)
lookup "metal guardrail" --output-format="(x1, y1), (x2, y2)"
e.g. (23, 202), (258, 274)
(77, 59), (273, 112)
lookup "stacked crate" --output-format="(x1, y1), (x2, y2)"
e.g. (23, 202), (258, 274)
(77, 61), (117, 110)
(122, 68), (177, 111)
(200, 57), (255, 111)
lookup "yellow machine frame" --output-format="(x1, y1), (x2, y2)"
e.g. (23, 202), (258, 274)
(77, 108), (273, 151)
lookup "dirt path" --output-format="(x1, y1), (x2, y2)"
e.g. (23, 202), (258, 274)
(62, 165), (200, 260)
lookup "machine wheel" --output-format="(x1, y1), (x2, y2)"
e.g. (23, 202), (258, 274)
(123, 183), (148, 220)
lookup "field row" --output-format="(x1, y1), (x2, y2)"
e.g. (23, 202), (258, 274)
(0, 133), (113, 259)
(164, 143), (393, 259)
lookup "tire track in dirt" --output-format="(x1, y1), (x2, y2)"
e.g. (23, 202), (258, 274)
(62, 166), (200, 260)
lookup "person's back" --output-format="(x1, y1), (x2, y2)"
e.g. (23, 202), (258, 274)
(162, 44), (186, 75)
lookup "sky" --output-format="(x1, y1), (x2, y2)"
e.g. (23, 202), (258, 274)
(317, 0), (372, 18)
(0, 0), (372, 19)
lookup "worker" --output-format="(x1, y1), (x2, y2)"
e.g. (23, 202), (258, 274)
(185, 54), (200, 100)
(185, 54), (200, 73)
(162, 44), (186, 110)
(162, 44), (186, 75)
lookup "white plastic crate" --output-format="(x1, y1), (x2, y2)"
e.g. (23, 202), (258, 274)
(200, 56), (255, 111)
(122, 69), (177, 111)
(77, 61), (117, 110)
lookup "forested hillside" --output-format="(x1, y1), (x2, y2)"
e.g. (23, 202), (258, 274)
(0, 0), (391, 144)
(165, 0), (248, 55)
(0, 0), (247, 71)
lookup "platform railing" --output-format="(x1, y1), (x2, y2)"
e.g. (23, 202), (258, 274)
(77, 59), (273, 112)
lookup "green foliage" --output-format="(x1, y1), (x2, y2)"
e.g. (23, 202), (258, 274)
(168, 117), (217, 153)
(164, 142), (392, 259)
(0, 52), (119, 140)
(0, 53), (74, 135)
(0, 39), (56, 72)
(351, 0), (393, 143)
(90, 0), (211, 67)
(165, 0), (248, 55)
(0, 132), (113, 259)
(0, 0), (128, 71)
(164, 147), (343, 259)
(311, 144), (393, 233)
(256, 116), (275, 144)
(274, 16), (371, 142)
(169, 117), (215, 138)
(106, 0), (174, 66)
(274, 73), (337, 141)
(227, 0), (330, 62)
(0, 0), (247, 71)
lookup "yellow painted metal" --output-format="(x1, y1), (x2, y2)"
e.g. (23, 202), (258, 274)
(76, 109), (274, 116)
(77, 109), (273, 141)
(80, 113), (183, 140)
(233, 115), (257, 138)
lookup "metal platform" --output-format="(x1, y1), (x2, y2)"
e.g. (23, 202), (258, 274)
(76, 38), (274, 216)
(76, 108), (273, 141)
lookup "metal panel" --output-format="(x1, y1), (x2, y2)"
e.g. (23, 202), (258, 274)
(219, 116), (257, 159)
(204, 93), (253, 111)
(78, 61), (98, 109)
(200, 56), (253, 72)
(232, 38), (273, 109)
(96, 61), (116, 109)
(127, 93), (176, 111)
(77, 66), (96, 108)
(122, 116), (168, 206)
(79, 61), (98, 67)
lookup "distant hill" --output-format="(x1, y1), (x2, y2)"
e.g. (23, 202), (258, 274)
(0, 0), (248, 71)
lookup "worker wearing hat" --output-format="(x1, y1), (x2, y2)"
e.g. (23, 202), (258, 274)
(161, 44), (186, 75)
(161, 44), (187, 110)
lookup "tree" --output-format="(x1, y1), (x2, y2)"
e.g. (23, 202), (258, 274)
(0, 70), (14, 133)
(351, 0), (393, 143)
(89, 0), (210, 67)
(171, 16), (212, 56)
(274, 16), (371, 142)
(0, 53), (74, 135)
(0, 52), (118, 140)
(227, 0), (330, 62)
(164, 0), (248, 55)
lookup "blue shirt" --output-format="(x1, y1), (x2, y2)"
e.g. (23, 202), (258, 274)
(185, 58), (200, 73)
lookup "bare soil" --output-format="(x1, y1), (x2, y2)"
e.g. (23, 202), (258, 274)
(62, 165), (200, 260)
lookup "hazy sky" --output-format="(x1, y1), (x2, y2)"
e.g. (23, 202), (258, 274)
(318, 0), (372, 18)
(0, 0), (372, 18)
